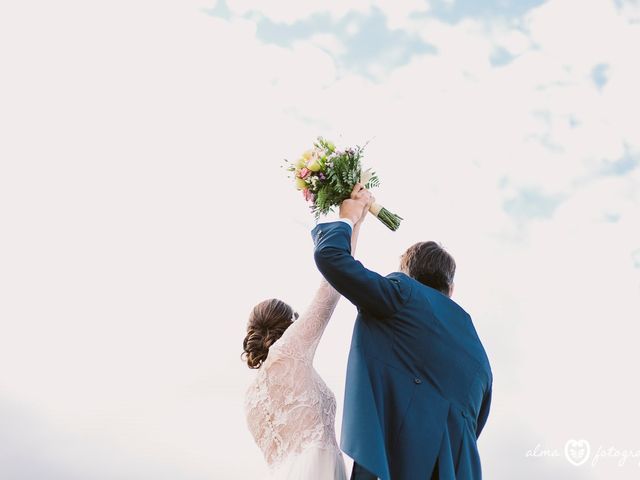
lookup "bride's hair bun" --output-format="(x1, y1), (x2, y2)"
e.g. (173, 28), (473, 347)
(242, 299), (297, 369)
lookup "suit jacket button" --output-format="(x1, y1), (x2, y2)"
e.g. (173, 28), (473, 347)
(414, 378), (422, 384)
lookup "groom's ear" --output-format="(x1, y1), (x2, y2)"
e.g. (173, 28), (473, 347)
(448, 282), (455, 298)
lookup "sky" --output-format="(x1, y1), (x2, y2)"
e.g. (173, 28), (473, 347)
(0, 0), (639, 478)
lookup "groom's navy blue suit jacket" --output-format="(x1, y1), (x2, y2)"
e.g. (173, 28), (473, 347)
(312, 221), (492, 480)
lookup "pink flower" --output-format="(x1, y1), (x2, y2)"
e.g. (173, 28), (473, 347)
(299, 167), (311, 179)
(303, 189), (314, 202)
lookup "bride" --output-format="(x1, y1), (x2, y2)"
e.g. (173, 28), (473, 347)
(242, 186), (370, 479)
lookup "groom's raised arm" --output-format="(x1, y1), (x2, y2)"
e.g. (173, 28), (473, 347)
(312, 221), (411, 318)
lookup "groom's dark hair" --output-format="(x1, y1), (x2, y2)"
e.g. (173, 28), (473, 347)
(400, 241), (456, 296)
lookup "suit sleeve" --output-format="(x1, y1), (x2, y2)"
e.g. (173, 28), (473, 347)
(312, 221), (411, 318)
(475, 382), (492, 438)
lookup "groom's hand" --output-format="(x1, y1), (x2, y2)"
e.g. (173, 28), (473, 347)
(340, 183), (374, 226)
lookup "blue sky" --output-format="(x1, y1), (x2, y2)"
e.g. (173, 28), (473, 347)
(208, 0), (550, 78)
(204, 0), (639, 233)
(1, 1), (639, 479)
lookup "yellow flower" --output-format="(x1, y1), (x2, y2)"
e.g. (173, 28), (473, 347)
(295, 156), (307, 169)
(307, 159), (321, 172)
(306, 149), (322, 172)
(295, 177), (307, 190)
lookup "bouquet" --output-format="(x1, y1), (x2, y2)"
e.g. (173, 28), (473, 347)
(284, 137), (402, 231)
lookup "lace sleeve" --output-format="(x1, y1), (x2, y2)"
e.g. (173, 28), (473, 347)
(270, 279), (341, 364)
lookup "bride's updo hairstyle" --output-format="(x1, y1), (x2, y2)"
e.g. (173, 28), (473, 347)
(242, 299), (298, 369)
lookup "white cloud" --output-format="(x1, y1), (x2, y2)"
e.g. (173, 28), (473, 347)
(1, 0), (639, 479)
(224, 0), (431, 29)
(525, 0), (625, 70)
(371, 0), (431, 30)
(225, 0), (370, 24)
(308, 32), (347, 57)
(490, 23), (532, 56)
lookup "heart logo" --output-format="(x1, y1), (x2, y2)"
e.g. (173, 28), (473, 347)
(564, 439), (591, 466)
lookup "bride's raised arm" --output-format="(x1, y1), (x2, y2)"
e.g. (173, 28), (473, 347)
(269, 219), (362, 364)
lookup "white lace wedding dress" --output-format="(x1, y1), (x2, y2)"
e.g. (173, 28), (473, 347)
(245, 280), (347, 479)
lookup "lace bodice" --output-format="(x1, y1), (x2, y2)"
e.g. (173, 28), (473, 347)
(244, 280), (342, 469)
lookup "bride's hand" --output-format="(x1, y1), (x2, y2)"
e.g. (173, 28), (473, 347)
(352, 184), (374, 227)
(340, 183), (373, 255)
(340, 183), (373, 226)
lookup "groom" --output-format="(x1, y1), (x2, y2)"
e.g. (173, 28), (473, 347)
(312, 185), (493, 480)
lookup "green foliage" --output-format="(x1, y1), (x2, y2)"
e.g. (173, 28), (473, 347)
(313, 137), (332, 151)
(285, 136), (397, 228)
(311, 142), (379, 219)
(366, 176), (380, 189)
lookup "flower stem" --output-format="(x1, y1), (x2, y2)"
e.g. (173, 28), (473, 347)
(369, 203), (403, 231)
